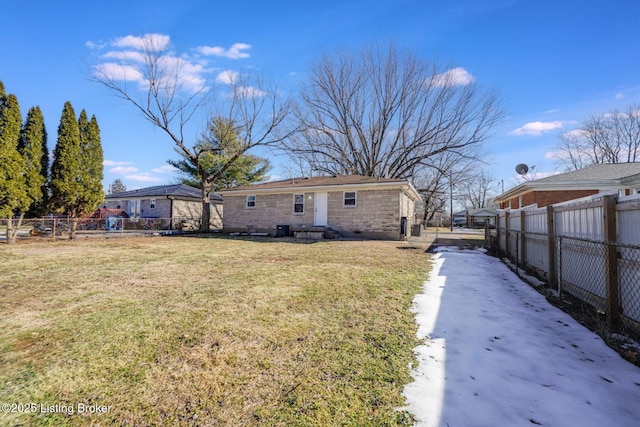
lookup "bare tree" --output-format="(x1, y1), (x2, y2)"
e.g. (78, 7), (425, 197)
(413, 169), (447, 226)
(457, 169), (498, 210)
(92, 36), (293, 230)
(283, 44), (503, 179)
(554, 103), (640, 171)
(412, 152), (474, 226)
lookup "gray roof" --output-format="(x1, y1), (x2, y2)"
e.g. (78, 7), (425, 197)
(106, 184), (223, 202)
(535, 163), (640, 183)
(220, 174), (422, 201)
(497, 163), (640, 201)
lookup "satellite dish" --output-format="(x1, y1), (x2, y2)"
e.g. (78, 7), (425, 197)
(515, 163), (529, 175)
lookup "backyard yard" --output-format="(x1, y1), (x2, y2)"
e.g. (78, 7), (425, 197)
(0, 236), (431, 426)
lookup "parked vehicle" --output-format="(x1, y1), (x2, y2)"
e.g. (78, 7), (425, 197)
(29, 222), (70, 237)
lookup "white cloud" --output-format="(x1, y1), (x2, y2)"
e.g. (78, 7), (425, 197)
(93, 63), (145, 84)
(216, 70), (239, 84)
(430, 67), (475, 87)
(125, 173), (164, 183)
(90, 34), (255, 96)
(233, 86), (267, 98)
(102, 50), (146, 62)
(104, 160), (133, 167)
(616, 93), (625, 99)
(113, 33), (170, 51)
(544, 109), (559, 114)
(197, 43), (251, 59)
(110, 166), (139, 174)
(85, 40), (106, 50)
(151, 165), (179, 174)
(563, 128), (588, 139)
(508, 121), (565, 136)
(91, 34), (211, 93)
(545, 150), (564, 160)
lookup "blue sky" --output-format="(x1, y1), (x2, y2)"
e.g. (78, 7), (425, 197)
(3, 0), (639, 194)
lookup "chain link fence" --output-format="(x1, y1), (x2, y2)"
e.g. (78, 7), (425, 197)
(488, 224), (640, 333)
(0, 216), (207, 241)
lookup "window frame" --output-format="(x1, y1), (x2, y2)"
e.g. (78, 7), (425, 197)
(149, 198), (156, 209)
(246, 195), (256, 209)
(293, 193), (305, 214)
(343, 191), (357, 207)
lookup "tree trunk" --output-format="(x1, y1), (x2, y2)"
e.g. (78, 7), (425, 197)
(201, 182), (211, 232)
(5, 213), (25, 244)
(69, 209), (78, 240)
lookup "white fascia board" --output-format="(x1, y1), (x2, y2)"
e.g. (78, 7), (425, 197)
(496, 180), (628, 201)
(221, 181), (421, 199)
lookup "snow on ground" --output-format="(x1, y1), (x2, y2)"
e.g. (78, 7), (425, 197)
(403, 246), (640, 427)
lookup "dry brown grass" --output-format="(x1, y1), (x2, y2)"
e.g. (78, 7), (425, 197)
(0, 236), (431, 426)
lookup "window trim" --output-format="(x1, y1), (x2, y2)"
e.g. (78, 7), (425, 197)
(293, 193), (304, 214)
(149, 198), (156, 209)
(246, 195), (256, 209)
(343, 191), (357, 207)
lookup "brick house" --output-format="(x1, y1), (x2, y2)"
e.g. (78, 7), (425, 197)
(104, 184), (223, 229)
(220, 175), (421, 240)
(495, 163), (640, 209)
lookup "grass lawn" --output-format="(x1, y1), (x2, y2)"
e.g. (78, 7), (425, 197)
(0, 236), (431, 426)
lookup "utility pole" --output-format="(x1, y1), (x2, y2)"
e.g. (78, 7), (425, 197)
(450, 172), (454, 232)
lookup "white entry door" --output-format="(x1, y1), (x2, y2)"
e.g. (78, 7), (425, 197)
(314, 192), (328, 226)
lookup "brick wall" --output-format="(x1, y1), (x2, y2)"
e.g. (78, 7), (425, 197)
(223, 192), (314, 231)
(223, 188), (414, 239)
(500, 189), (600, 209)
(105, 197), (223, 229)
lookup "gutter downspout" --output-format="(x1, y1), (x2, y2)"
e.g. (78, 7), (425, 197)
(168, 196), (174, 230)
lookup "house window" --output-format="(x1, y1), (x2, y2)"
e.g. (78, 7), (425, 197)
(293, 194), (304, 213)
(246, 195), (256, 208)
(344, 191), (356, 207)
(150, 198), (156, 209)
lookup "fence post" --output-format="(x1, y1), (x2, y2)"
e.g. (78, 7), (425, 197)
(505, 211), (510, 258)
(520, 211), (526, 268)
(495, 214), (501, 255)
(546, 205), (556, 287)
(603, 194), (620, 325)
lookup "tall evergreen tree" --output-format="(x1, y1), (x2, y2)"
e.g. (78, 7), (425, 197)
(82, 113), (104, 209)
(50, 101), (84, 238)
(109, 179), (126, 194)
(20, 106), (48, 217)
(0, 88), (29, 244)
(51, 104), (104, 239)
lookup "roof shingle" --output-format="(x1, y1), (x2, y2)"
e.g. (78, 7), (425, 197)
(105, 184), (223, 201)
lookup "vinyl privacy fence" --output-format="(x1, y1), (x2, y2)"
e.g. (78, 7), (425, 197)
(488, 193), (640, 332)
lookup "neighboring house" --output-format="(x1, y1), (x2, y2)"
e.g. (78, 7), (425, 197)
(495, 163), (640, 209)
(468, 208), (497, 227)
(220, 175), (421, 240)
(104, 184), (223, 229)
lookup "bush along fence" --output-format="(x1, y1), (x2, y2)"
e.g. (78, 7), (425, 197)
(0, 216), (208, 240)
(486, 192), (640, 334)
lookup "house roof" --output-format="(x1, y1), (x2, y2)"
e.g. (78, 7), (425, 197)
(469, 208), (497, 217)
(106, 184), (223, 202)
(496, 163), (640, 202)
(534, 163), (640, 183)
(220, 175), (421, 201)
